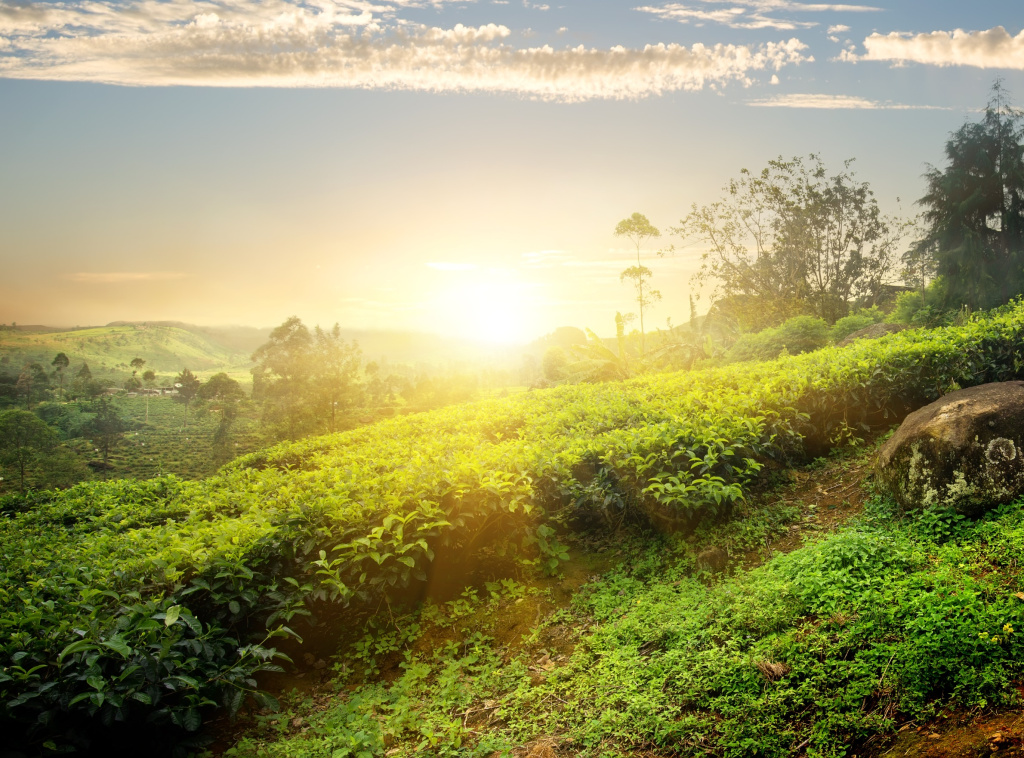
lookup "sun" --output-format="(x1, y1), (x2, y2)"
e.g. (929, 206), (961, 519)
(433, 274), (537, 345)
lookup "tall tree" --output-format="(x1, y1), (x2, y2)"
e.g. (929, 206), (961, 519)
(125, 357), (145, 392)
(251, 317), (315, 439)
(86, 398), (125, 474)
(676, 155), (905, 328)
(142, 369), (156, 423)
(614, 213), (662, 353)
(72, 362), (96, 400)
(174, 368), (202, 429)
(198, 373), (245, 462)
(16, 363), (50, 410)
(52, 353), (70, 401)
(0, 409), (57, 491)
(917, 81), (1024, 310)
(312, 324), (362, 433)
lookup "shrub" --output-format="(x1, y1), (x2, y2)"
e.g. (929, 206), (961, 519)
(727, 315), (830, 362)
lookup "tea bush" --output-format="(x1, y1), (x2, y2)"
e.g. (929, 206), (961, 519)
(6, 300), (1024, 746)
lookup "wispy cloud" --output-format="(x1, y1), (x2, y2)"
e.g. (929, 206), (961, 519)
(841, 26), (1024, 69)
(637, 0), (879, 32)
(0, 0), (810, 97)
(67, 272), (189, 283)
(748, 92), (945, 108)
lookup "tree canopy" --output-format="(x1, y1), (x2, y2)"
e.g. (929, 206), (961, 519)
(0, 409), (57, 491)
(251, 317), (362, 439)
(614, 212), (661, 352)
(677, 154), (907, 329)
(917, 81), (1024, 310)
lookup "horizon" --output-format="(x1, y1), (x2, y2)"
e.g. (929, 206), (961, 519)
(3, 2), (1023, 342)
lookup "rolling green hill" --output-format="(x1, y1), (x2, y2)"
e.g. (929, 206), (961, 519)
(0, 323), (254, 381)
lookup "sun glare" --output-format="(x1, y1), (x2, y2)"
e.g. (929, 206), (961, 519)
(434, 274), (536, 344)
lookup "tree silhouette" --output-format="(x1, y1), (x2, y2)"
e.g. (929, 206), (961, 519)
(615, 213), (661, 354)
(917, 81), (1024, 309)
(52, 353), (70, 401)
(0, 409), (56, 491)
(87, 397), (125, 475)
(174, 368), (201, 429)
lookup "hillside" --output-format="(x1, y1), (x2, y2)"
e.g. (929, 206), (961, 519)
(7, 303), (1024, 755)
(0, 323), (253, 379)
(0, 321), (536, 380)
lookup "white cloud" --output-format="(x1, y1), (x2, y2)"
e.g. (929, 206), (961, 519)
(842, 26), (1024, 69)
(748, 92), (945, 108)
(827, 23), (850, 33)
(0, 3), (810, 99)
(637, 1), (878, 31)
(67, 272), (189, 283)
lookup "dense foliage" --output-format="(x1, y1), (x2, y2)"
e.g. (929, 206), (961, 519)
(918, 83), (1024, 311)
(678, 154), (907, 329)
(7, 300), (1024, 749)
(227, 497), (1024, 757)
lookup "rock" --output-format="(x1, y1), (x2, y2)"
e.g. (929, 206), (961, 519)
(696, 546), (728, 573)
(876, 382), (1024, 515)
(837, 322), (907, 347)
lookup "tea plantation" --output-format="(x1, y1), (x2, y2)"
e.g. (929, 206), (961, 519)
(7, 301), (1024, 755)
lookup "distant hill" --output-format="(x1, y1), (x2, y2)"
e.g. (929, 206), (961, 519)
(0, 324), (252, 380)
(105, 321), (272, 355)
(0, 320), (539, 380)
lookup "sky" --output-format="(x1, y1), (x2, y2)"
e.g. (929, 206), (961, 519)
(2, 0), (1024, 343)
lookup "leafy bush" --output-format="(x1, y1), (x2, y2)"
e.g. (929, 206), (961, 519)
(830, 307), (884, 342)
(727, 315), (830, 362)
(9, 300), (1024, 746)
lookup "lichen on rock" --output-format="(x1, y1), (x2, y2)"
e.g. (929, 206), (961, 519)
(876, 382), (1024, 515)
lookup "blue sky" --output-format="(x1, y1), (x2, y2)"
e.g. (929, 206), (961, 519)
(1, 0), (1022, 342)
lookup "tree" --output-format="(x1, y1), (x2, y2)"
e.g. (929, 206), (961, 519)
(142, 369), (156, 423)
(198, 372), (244, 404)
(312, 324), (362, 434)
(252, 317), (314, 439)
(198, 373), (246, 463)
(52, 353), (70, 401)
(0, 409), (57, 491)
(541, 346), (571, 383)
(614, 213), (662, 353)
(174, 368), (202, 429)
(86, 397), (125, 474)
(72, 362), (100, 400)
(917, 81), (1024, 310)
(16, 363), (50, 409)
(676, 155), (906, 328)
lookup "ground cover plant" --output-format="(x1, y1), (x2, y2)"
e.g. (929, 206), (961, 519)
(215, 489), (1024, 757)
(7, 300), (1024, 752)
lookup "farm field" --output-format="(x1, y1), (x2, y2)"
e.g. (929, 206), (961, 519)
(6, 302), (1024, 755)
(75, 395), (266, 481)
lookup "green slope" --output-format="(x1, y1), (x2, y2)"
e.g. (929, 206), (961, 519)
(0, 324), (252, 378)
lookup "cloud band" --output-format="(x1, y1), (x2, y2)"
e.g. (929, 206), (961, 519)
(844, 26), (1024, 69)
(0, 1), (810, 98)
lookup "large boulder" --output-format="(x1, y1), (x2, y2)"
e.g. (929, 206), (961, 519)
(876, 382), (1024, 515)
